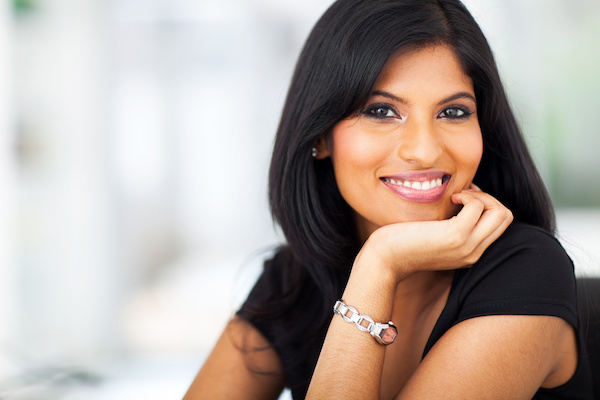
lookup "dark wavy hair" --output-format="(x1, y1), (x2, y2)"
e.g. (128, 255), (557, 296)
(241, 0), (555, 385)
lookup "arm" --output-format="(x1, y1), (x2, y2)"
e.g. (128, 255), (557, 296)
(306, 188), (517, 399)
(307, 188), (579, 399)
(396, 314), (578, 400)
(183, 317), (285, 400)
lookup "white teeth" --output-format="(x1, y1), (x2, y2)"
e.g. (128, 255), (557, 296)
(384, 177), (446, 191)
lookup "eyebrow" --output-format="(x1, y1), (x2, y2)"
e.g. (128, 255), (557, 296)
(371, 90), (407, 104)
(438, 92), (477, 105)
(370, 90), (477, 105)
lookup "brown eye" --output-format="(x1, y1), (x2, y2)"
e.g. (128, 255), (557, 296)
(439, 106), (472, 119)
(372, 107), (393, 117)
(362, 104), (398, 119)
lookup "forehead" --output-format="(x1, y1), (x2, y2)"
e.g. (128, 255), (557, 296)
(374, 45), (474, 96)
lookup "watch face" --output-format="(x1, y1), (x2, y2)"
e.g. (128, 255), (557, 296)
(381, 326), (398, 345)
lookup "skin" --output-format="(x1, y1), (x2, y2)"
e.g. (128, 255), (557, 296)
(323, 46), (483, 241)
(184, 317), (285, 400)
(184, 45), (578, 400)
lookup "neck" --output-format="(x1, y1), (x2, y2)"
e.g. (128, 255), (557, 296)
(392, 270), (454, 318)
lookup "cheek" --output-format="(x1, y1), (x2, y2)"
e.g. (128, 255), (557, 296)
(330, 121), (388, 172)
(458, 129), (483, 174)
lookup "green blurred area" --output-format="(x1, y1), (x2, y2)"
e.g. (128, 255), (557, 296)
(537, 6), (600, 207)
(12, 0), (36, 14)
(469, 1), (600, 208)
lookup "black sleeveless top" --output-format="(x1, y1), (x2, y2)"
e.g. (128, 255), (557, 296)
(238, 222), (594, 399)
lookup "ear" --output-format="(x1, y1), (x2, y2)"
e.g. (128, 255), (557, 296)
(313, 134), (331, 160)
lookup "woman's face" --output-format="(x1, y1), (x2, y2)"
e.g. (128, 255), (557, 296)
(317, 45), (483, 241)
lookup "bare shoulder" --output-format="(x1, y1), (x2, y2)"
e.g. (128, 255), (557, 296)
(183, 317), (285, 400)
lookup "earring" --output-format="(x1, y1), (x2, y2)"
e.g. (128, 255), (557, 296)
(311, 147), (318, 158)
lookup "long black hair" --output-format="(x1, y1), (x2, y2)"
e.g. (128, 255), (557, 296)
(241, 0), (555, 384)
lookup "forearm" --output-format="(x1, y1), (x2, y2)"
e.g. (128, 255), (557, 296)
(306, 250), (398, 399)
(307, 189), (513, 399)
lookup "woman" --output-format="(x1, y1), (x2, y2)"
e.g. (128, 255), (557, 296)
(185, 0), (593, 398)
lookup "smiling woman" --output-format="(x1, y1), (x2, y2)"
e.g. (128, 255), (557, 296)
(183, 0), (594, 399)
(315, 46), (483, 237)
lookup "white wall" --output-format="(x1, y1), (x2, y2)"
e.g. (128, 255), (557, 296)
(0, 0), (16, 375)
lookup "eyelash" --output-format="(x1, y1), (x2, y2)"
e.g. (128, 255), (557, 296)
(361, 104), (399, 120)
(361, 104), (474, 120)
(438, 106), (475, 120)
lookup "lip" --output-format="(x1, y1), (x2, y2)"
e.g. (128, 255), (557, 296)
(380, 170), (451, 203)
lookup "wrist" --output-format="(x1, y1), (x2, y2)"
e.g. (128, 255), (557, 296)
(341, 248), (398, 322)
(347, 251), (398, 293)
(355, 227), (413, 284)
(333, 300), (398, 345)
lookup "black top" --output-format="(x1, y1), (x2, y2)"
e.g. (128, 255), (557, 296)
(238, 222), (594, 399)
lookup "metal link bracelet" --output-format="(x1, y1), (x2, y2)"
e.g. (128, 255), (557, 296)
(333, 299), (398, 345)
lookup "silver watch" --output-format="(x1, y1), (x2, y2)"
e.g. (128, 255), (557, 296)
(333, 300), (398, 345)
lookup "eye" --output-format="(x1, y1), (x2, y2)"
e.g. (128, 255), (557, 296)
(362, 104), (399, 119)
(438, 106), (473, 120)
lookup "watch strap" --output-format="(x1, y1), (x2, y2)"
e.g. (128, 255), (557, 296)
(333, 299), (397, 345)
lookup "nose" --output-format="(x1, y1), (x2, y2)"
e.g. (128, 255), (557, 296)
(396, 119), (443, 167)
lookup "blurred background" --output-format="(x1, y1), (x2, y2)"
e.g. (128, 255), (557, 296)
(1, 0), (599, 399)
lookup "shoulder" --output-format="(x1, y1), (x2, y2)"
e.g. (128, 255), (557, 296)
(469, 221), (573, 282)
(238, 247), (305, 307)
(453, 221), (578, 326)
(487, 221), (570, 262)
(236, 247), (330, 398)
(237, 246), (324, 343)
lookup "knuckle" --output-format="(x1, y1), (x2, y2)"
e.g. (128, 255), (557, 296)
(465, 253), (481, 265)
(474, 199), (485, 212)
(457, 248), (471, 260)
(491, 208), (506, 223)
(456, 242), (476, 260)
(506, 209), (514, 222)
(488, 207), (510, 224)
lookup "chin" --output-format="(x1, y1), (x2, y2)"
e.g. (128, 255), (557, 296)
(354, 201), (460, 240)
(400, 202), (459, 222)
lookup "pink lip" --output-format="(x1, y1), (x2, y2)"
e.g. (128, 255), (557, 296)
(380, 170), (451, 203)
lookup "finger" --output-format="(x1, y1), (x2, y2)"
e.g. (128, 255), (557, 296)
(469, 212), (513, 259)
(452, 191), (513, 249)
(468, 194), (512, 232)
(466, 191), (513, 232)
(450, 192), (485, 231)
(458, 189), (504, 210)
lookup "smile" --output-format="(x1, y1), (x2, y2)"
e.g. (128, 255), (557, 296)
(380, 173), (451, 203)
(381, 177), (443, 190)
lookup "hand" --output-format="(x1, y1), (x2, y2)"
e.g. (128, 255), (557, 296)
(355, 185), (514, 284)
